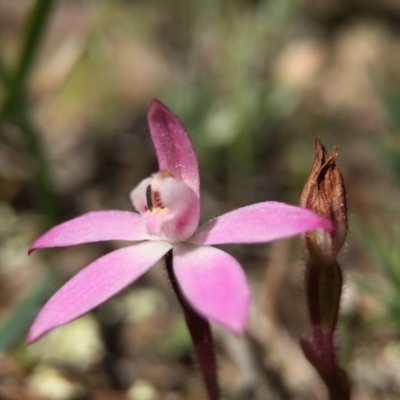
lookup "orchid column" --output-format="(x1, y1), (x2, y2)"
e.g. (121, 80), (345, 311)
(28, 101), (331, 400)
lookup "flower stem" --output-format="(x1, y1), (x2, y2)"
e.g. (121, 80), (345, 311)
(164, 250), (220, 400)
(301, 260), (351, 400)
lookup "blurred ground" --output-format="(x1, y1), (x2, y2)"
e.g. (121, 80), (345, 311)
(1, 0), (400, 399)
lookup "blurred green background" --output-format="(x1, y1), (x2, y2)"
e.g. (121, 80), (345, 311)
(1, 0), (400, 399)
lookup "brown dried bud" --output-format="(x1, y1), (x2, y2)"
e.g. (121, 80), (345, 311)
(301, 137), (347, 260)
(300, 139), (350, 400)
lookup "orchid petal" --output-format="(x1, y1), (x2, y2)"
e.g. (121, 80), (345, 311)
(189, 201), (332, 246)
(173, 243), (250, 334)
(148, 100), (200, 197)
(29, 211), (149, 254)
(28, 241), (172, 342)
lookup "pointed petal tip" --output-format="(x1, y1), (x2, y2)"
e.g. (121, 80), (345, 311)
(27, 334), (36, 345)
(313, 214), (333, 232)
(26, 325), (44, 344)
(27, 309), (63, 344)
(298, 209), (334, 235)
(27, 238), (46, 255)
(27, 321), (57, 344)
(28, 240), (40, 255)
(225, 319), (246, 336)
(147, 99), (179, 137)
(149, 98), (163, 108)
(148, 98), (169, 119)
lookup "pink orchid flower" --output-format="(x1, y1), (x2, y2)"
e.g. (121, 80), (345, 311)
(28, 100), (331, 343)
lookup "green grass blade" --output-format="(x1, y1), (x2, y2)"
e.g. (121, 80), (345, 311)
(0, 270), (61, 353)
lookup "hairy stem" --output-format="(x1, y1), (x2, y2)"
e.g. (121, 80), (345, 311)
(302, 259), (351, 400)
(164, 250), (220, 400)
